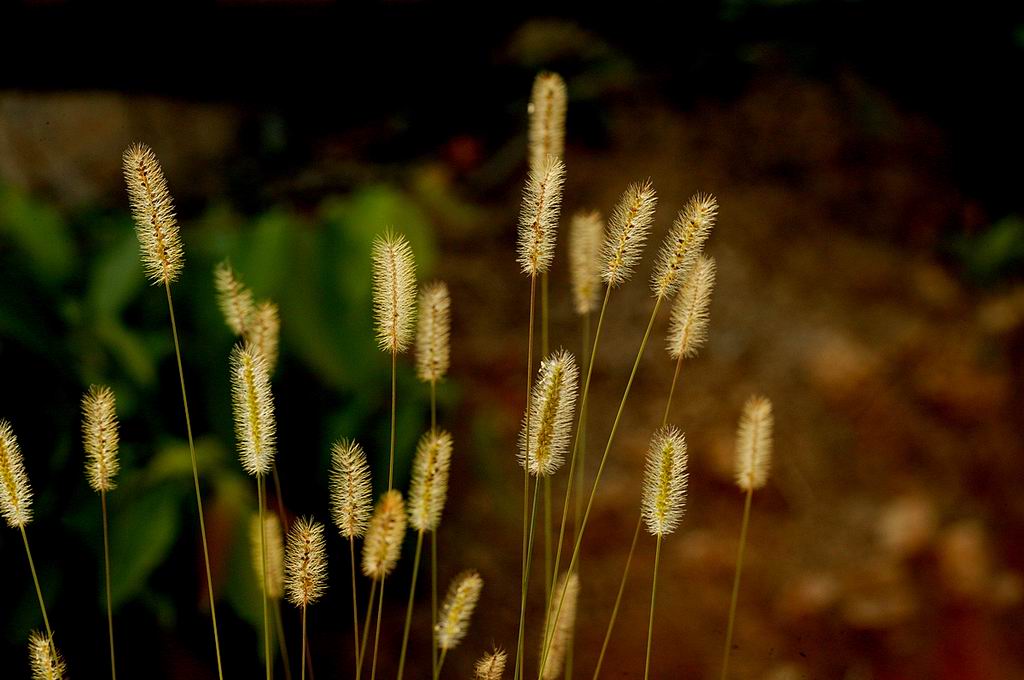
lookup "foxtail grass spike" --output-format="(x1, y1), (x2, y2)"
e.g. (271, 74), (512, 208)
(601, 181), (657, 288)
(285, 517), (328, 607)
(214, 260), (255, 336)
(230, 343), (277, 477)
(408, 429), (454, 533)
(362, 490), (407, 580)
(667, 255), (716, 360)
(28, 631), (65, 680)
(416, 282), (451, 383)
(528, 72), (567, 173)
(569, 210), (604, 316)
(650, 193), (717, 299)
(735, 395), (773, 491)
(435, 570), (483, 651)
(329, 439), (373, 539)
(0, 419), (32, 528)
(372, 231), (418, 354)
(641, 426), (689, 537)
(251, 514), (285, 600)
(122, 143), (184, 285)
(517, 156), (566, 277)
(519, 350), (579, 477)
(474, 648), (508, 680)
(82, 385), (120, 493)
(249, 301), (281, 374)
(540, 573), (579, 680)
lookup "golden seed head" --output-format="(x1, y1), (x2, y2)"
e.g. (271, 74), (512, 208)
(416, 282), (451, 383)
(641, 425), (689, 537)
(28, 631), (64, 680)
(214, 260), (255, 336)
(372, 230), (418, 354)
(518, 350), (579, 477)
(474, 648), (508, 680)
(284, 516), (328, 607)
(0, 419), (32, 528)
(569, 210), (604, 315)
(540, 572), (580, 679)
(248, 300), (281, 374)
(81, 385), (120, 493)
(407, 429), (454, 533)
(651, 193), (717, 299)
(329, 439), (373, 539)
(517, 155), (566, 277)
(667, 255), (717, 360)
(435, 569), (483, 651)
(735, 395), (773, 491)
(250, 513), (285, 600)
(601, 181), (657, 287)
(362, 490), (407, 580)
(230, 342), (277, 477)
(528, 72), (567, 174)
(122, 143), (184, 285)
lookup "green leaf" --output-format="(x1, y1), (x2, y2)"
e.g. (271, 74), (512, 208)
(108, 484), (183, 607)
(0, 185), (74, 284)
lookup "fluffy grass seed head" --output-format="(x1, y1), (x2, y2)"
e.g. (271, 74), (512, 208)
(601, 181), (657, 287)
(0, 420), (32, 528)
(735, 395), (773, 491)
(329, 438), (373, 539)
(28, 631), (64, 680)
(528, 72), (567, 174)
(641, 425), (689, 537)
(123, 143), (184, 285)
(569, 210), (604, 315)
(667, 255), (717, 360)
(250, 513), (285, 600)
(517, 155), (566, 277)
(372, 230), (418, 354)
(416, 282), (451, 383)
(284, 516), (328, 607)
(474, 648), (508, 680)
(407, 429), (454, 532)
(230, 343), (276, 477)
(435, 569), (483, 651)
(81, 385), (120, 493)
(214, 260), (255, 336)
(248, 300), (281, 374)
(518, 350), (579, 477)
(651, 193), (717, 299)
(540, 572), (580, 680)
(362, 490), (407, 580)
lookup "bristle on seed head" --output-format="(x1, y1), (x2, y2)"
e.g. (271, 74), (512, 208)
(569, 210), (604, 315)
(0, 419), (32, 528)
(329, 438), (373, 539)
(408, 429), (454, 533)
(667, 255), (716, 360)
(474, 648), (508, 680)
(28, 631), (64, 680)
(250, 513), (285, 600)
(284, 516), (328, 607)
(735, 395), (773, 491)
(435, 569), (483, 651)
(528, 72), (567, 174)
(519, 350), (579, 477)
(248, 301), (280, 374)
(230, 343), (277, 477)
(601, 181), (657, 288)
(416, 282), (451, 383)
(82, 385), (120, 493)
(651, 193), (717, 299)
(517, 156), (565, 277)
(641, 425), (689, 537)
(122, 143), (184, 285)
(540, 572), (580, 679)
(214, 260), (255, 336)
(362, 490), (407, 580)
(372, 230), (418, 354)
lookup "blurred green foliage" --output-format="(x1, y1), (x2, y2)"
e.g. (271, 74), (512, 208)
(951, 215), (1024, 285)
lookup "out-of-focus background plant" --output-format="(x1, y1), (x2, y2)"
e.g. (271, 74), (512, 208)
(2, 2), (1024, 678)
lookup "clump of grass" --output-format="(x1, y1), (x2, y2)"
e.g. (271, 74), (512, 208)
(285, 517), (328, 680)
(81, 385), (120, 680)
(539, 573), (579, 680)
(435, 570), (484, 679)
(28, 630), (65, 680)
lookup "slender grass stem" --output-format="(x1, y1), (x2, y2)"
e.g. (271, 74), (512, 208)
(396, 530), (425, 680)
(370, 574), (388, 680)
(388, 350), (397, 489)
(566, 310), (590, 680)
(541, 271), (549, 357)
(272, 465), (288, 529)
(433, 648), (449, 680)
(720, 488), (753, 680)
(20, 525), (56, 662)
(273, 602), (293, 680)
(349, 538), (360, 674)
(643, 536), (663, 680)
(515, 275), (538, 680)
(663, 353), (684, 427)
(163, 282), (224, 680)
(259, 477), (272, 680)
(538, 296), (662, 678)
(543, 477), (552, 603)
(356, 579), (378, 680)
(513, 477), (542, 680)
(101, 489), (117, 680)
(591, 515), (642, 680)
(430, 529), (438, 678)
(301, 605), (308, 680)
